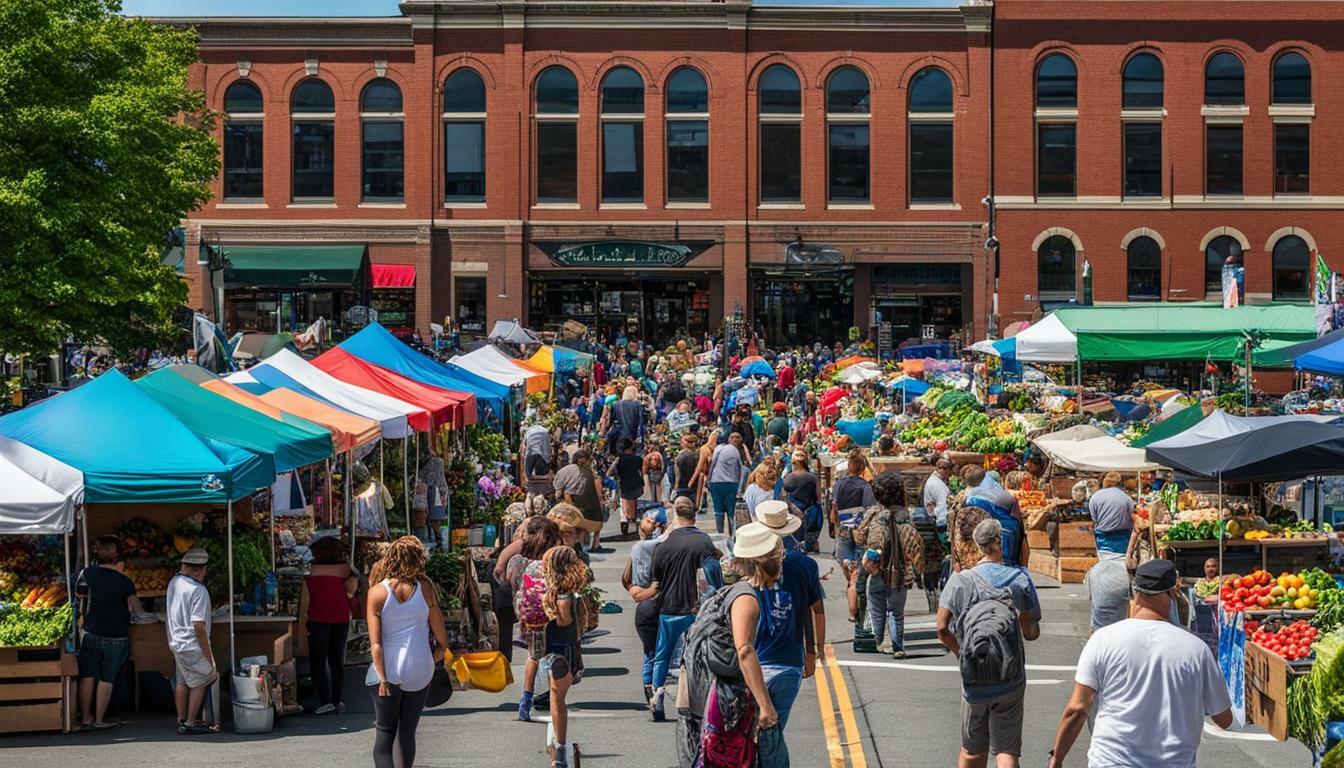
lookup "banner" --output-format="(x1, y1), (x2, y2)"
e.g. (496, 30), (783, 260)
(1314, 252), (1335, 336)
(1220, 262), (1244, 309)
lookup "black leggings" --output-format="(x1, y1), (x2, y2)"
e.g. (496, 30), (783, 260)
(307, 621), (349, 706)
(371, 683), (428, 768)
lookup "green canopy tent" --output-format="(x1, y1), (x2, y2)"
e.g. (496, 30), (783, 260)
(1130, 404), (1205, 448)
(1054, 304), (1315, 362)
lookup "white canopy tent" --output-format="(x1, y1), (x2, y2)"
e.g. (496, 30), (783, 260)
(1032, 424), (1160, 473)
(968, 340), (1001, 357)
(1013, 314), (1078, 363)
(834, 362), (885, 384)
(450, 345), (537, 388)
(1144, 410), (1337, 451)
(0, 435), (84, 534)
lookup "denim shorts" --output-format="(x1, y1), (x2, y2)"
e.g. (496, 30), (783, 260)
(834, 534), (860, 564)
(78, 632), (130, 684)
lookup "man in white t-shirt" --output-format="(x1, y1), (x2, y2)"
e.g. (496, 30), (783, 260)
(166, 549), (217, 734)
(923, 458), (953, 526)
(1047, 559), (1233, 768)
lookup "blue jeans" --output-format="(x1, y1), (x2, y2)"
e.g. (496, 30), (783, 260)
(761, 664), (803, 730)
(651, 613), (695, 689)
(866, 575), (907, 651)
(758, 723), (789, 768)
(708, 482), (738, 536)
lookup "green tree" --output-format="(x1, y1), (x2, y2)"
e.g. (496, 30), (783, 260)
(0, 0), (216, 356)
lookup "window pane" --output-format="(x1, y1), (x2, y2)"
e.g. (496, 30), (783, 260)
(1273, 53), (1311, 105)
(536, 67), (578, 114)
(1123, 122), (1162, 198)
(1036, 54), (1077, 108)
(361, 79), (402, 112)
(362, 121), (404, 201)
(444, 121), (484, 202)
(602, 121), (644, 202)
(666, 68), (708, 114)
(760, 123), (800, 202)
(225, 81), (263, 113)
(1206, 125), (1243, 195)
(910, 122), (953, 203)
(828, 123), (869, 202)
(826, 67), (870, 114)
(1037, 124), (1076, 197)
(1127, 236), (1161, 300)
(909, 68), (952, 113)
(536, 122), (577, 202)
(291, 79), (334, 114)
(223, 121), (263, 199)
(1275, 124), (1309, 195)
(667, 120), (708, 202)
(455, 276), (487, 334)
(445, 69), (485, 113)
(292, 121), (334, 198)
(1123, 54), (1163, 109)
(601, 67), (644, 114)
(1205, 235), (1242, 293)
(1037, 235), (1075, 294)
(1205, 53), (1244, 105)
(1273, 235), (1310, 300)
(759, 66), (801, 114)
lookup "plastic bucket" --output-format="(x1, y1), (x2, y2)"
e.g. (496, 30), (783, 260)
(232, 701), (274, 734)
(231, 674), (266, 705)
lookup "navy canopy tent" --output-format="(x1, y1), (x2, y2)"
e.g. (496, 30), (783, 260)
(1144, 420), (1344, 483)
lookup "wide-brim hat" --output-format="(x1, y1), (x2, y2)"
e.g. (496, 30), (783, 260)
(733, 523), (779, 559)
(548, 502), (603, 533)
(180, 548), (209, 566)
(753, 500), (801, 537)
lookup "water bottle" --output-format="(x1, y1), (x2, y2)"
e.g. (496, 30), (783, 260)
(264, 571), (278, 615)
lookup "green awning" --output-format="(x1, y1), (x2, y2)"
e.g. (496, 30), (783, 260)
(1131, 404), (1205, 448)
(223, 245), (368, 289)
(1058, 303), (1316, 362)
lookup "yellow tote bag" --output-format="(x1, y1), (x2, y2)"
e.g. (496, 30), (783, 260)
(448, 650), (514, 693)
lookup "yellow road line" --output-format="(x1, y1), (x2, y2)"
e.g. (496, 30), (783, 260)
(825, 643), (869, 768)
(813, 650), (847, 768)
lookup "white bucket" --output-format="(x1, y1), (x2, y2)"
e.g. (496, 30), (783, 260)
(232, 701), (275, 734)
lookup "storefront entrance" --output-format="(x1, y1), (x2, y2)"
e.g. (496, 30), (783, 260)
(226, 288), (359, 334)
(750, 269), (854, 348)
(870, 264), (967, 344)
(527, 274), (712, 343)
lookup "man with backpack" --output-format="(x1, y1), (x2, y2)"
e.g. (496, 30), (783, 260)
(935, 519), (1041, 768)
(647, 495), (719, 721)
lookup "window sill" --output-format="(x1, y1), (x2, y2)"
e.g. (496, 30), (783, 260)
(666, 202), (711, 210)
(533, 202), (580, 210)
(444, 201), (488, 209)
(216, 202), (268, 209)
(827, 202), (874, 210)
(908, 202), (960, 211)
(359, 202), (407, 209)
(758, 203), (804, 210)
(1120, 108), (1167, 121)
(599, 203), (647, 210)
(1034, 108), (1079, 121)
(1202, 105), (1249, 123)
(287, 202), (338, 208)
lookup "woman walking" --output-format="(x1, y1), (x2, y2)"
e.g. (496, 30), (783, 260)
(783, 450), (823, 553)
(540, 545), (590, 768)
(366, 536), (449, 768)
(508, 516), (563, 722)
(707, 431), (747, 535)
(743, 460), (779, 520)
(611, 438), (646, 537)
(300, 537), (359, 715)
(725, 524), (786, 766)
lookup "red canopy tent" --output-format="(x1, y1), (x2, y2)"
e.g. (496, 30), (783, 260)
(311, 347), (476, 431)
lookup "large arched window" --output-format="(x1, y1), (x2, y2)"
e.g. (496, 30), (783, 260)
(1205, 52), (1244, 105)
(1126, 236), (1162, 301)
(360, 79), (403, 202)
(443, 69), (486, 203)
(1037, 235), (1076, 296)
(826, 67), (870, 203)
(1036, 55), (1077, 197)
(291, 79), (335, 200)
(1205, 235), (1243, 294)
(666, 67), (709, 203)
(758, 65), (801, 203)
(1273, 52), (1311, 105)
(908, 67), (953, 204)
(1122, 53), (1163, 109)
(534, 66), (578, 204)
(1273, 235), (1310, 300)
(1036, 54), (1077, 108)
(223, 80), (264, 200)
(600, 67), (645, 204)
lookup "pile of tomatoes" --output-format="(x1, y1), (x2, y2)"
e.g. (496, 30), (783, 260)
(1247, 619), (1318, 661)
(1220, 569), (1276, 612)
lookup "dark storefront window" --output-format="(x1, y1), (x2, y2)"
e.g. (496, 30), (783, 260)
(291, 79), (335, 200)
(1127, 236), (1162, 301)
(1273, 235), (1310, 301)
(1206, 125), (1243, 195)
(1037, 235), (1076, 296)
(602, 122), (644, 203)
(1275, 124), (1309, 195)
(455, 276), (487, 334)
(1037, 124), (1076, 197)
(537, 122), (577, 203)
(1123, 122), (1162, 198)
(361, 121), (404, 201)
(223, 81), (263, 200)
(530, 277), (709, 341)
(1205, 52), (1245, 105)
(760, 123), (801, 202)
(1273, 52), (1312, 105)
(444, 69), (486, 203)
(372, 290), (415, 327)
(753, 274), (853, 347)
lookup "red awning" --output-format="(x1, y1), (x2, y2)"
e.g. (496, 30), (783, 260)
(371, 264), (416, 289)
(310, 347), (476, 430)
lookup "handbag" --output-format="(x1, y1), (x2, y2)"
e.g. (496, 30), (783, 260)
(425, 650), (454, 708)
(449, 650), (514, 693)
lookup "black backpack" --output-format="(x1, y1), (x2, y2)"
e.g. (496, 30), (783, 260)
(955, 569), (1025, 689)
(683, 581), (755, 680)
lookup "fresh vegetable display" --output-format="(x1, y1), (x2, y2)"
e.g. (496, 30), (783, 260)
(1194, 578), (1220, 599)
(1313, 589), (1344, 634)
(1165, 521), (1220, 542)
(1220, 569), (1328, 612)
(1249, 618), (1318, 661)
(1291, 628), (1344, 752)
(0, 602), (73, 647)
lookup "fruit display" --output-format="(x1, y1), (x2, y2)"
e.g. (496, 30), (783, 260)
(1012, 489), (1048, 510)
(1249, 618), (1319, 661)
(124, 565), (175, 593)
(0, 535), (64, 603)
(1221, 568), (1336, 613)
(114, 517), (172, 559)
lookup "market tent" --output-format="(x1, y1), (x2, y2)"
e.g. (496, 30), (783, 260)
(0, 435), (83, 534)
(1144, 410), (1337, 451)
(834, 362), (883, 384)
(1055, 303), (1315, 362)
(228, 349), (418, 438)
(1294, 334), (1344, 375)
(1013, 314), (1077, 362)
(969, 339), (1015, 357)
(886, 377), (931, 397)
(487, 320), (542, 346)
(834, 355), (876, 370)
(509, 357), (553, 394)
(0, 370), (272, 503)
(231, 333), (298, 363)
(1032, 424), (1160, 473)
(527, 345), (595, 379)
(193, 375), (380, 454)
(1144, 420), (1344, 482)
(136, 369), (332, 473)
(740, 359), (777, 379)
(451, 345), (549, 394)
(1254, 325), (1344, 368)
(338, 323), (510, 420)
(312, 347), (475, 430)
(1130, 404), (1206, 448)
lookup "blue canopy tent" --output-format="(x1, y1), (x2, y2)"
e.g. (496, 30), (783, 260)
(1295, 335), (1344, 376)
(739, 359), (776, 379)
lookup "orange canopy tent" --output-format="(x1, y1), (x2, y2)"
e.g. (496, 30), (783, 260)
(200, 379), (380, 454)
(509, 358), (552, 395)
(835, 355), (877, 371)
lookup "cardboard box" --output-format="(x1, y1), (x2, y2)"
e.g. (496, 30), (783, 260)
(1245, 641), (1307, 741)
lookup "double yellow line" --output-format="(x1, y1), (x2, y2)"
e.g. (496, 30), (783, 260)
(813, 643), (867, 768)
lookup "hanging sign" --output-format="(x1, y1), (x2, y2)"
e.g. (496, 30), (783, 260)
(536, 240), (712, 268)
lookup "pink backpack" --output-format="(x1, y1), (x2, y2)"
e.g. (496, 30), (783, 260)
(698, 683), (757, 768)
(515, 560), (549, 630)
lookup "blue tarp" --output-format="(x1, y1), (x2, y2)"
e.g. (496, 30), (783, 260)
(887, 378), (931, 396)
(0, 370), (272, 503)
(1295, 335), (1344, 376)
(994, 338), (1017, 359)
(339, 324), (510, 420)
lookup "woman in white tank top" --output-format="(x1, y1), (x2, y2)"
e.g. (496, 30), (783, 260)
(366, 537), (449, 768)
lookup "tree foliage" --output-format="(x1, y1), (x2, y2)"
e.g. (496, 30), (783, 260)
(0, 0), (216, 356)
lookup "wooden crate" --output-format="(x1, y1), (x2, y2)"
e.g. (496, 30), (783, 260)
(1056, 521), (1096, 552)
(0, 646), (74, 734)
(1026, 529), (1052, 552)
(1245, 639), (1308, 741)
(1027, 550), (1096, 584)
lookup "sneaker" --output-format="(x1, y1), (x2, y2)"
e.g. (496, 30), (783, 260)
(314, 703), (336, 715)
(892, 650), (907, 660)
(650, 687), (666, 722)
(517, 691), (534, 722)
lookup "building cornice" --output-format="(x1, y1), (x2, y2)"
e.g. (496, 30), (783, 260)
(150, 17), (414, 50)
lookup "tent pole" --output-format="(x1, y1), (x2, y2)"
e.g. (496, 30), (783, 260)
(1314, 475), (1322, 529)
(227, 498), (236, 674)
(64, 532), (75, 646)
(269, 493), (276, 572)
(404, 435), (411, 534)
(347, 451), (354, 566)
(80, 504), (89, 568)
(380, 440), (384, 485)
(324, 458), (332, 528)
(1217, 473), (1224, 591)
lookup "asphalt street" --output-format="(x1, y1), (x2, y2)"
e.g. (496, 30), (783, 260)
(0, 513), (1316, 768)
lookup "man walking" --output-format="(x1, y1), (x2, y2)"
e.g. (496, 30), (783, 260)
(936, 519), (1041, 768)
(76, 536), (141, 729)
(923, 458), (954, 526)
(1047, 560), (1233, 768)
(523, 421), (554, 480)
(553, 449), (608, 552)
(166, 549), (217, 734)
(646, 497), (718, 721)
(1087, 472), (1136, 556)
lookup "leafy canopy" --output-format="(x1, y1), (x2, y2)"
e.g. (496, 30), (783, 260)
(0, 0), (216, 355)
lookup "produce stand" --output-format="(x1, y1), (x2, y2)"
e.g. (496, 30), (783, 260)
(1164, 538), (1330, 579)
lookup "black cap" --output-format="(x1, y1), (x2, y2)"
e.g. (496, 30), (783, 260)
(1133, 559), (1179, 595)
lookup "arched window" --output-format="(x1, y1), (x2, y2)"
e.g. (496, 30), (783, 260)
(291, 79), (335, 200)
(1205, 52), (1244, 105)
(826, 67), (870, 203)
(1036, 54), (1077, 109)
(1037, 235), (1077, 296)
(1036, 55), (1077, 197)
(600, 67), (645, 203)
(758, 65), (801, 203)
(1273, 235), (1310, 300)
(534, 66), (578, 204)
(1122, 53), (1163, 109)
(1205, 235), (1243, 294)
(1126, 236), (1162, 301)
(666, 67), (709, 203)
(360, 79), (403, 202)
(444, 69), (486, 203)
(908, 68), (953, 204)
(1273, 52), (1311, 105)
(222, 81), (263, 200)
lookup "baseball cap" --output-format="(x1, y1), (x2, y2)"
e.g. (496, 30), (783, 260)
(1133, 559), (1179, 595)
(772, 402), (787, 414)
